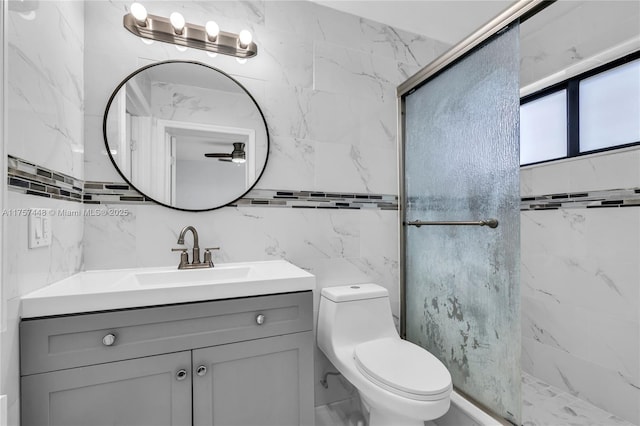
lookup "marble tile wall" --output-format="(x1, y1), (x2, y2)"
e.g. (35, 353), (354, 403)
(520, 147), (640, 424)
(82, 0), (449, 407)
(520, 1), (640, 88)
(6, 1), (84, 178)
(2, 2), (85, 425)
(522, 372), (636, 426)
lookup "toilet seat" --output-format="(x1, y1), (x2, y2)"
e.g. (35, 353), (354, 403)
(353, 338), (452, 401)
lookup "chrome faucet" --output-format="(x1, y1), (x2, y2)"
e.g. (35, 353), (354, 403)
(172, 226), (219, 269)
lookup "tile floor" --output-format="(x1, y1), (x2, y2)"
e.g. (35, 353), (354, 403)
(314, 372), (637, 426)
(315, 398), (365, 426)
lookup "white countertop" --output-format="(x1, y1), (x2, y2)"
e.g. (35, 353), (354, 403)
(21, 260), (315, 318)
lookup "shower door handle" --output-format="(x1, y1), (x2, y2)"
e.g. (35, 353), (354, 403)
(405, 219), (499, 228)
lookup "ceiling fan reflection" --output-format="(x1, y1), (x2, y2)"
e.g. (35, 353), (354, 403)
(204, 142), (246, 163)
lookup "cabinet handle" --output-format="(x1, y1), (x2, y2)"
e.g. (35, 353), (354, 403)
(196, 365), (207, 377)
(176, 369), (188, 381)
(102, 333), (117, 346)
(255, 314), (265, 325)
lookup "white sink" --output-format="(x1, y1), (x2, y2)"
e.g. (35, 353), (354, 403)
(133, 265), (252, 287)
(21, 260), (315, 318)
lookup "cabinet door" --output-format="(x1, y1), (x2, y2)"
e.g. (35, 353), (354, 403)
(193, 332), (314, 426)
(21, 351), (192, 426)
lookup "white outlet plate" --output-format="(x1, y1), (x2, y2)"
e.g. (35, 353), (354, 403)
(28, 209), (52, 248)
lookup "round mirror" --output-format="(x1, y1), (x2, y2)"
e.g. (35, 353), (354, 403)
(103, 61), (269, 211)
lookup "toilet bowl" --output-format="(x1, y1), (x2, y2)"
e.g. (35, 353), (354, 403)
(317, 284), (452, 426)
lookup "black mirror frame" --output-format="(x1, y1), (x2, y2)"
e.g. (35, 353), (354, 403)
(102, 60), (270, 212)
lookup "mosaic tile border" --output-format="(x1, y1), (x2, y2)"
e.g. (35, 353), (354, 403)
(7, 156), (399, 210)
(83, 181), (153, 205)
(231, 189), (398, 210)
(520, 188), (640, 210)
(7, 156), (83, 203)
(10, 156), (639, 211)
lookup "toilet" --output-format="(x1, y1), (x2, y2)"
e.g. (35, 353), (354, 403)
(317, 283), (452, 426)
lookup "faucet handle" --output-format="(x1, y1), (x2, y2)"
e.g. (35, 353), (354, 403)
(172, 248), (189, 269)
(203, 247), (219, 267)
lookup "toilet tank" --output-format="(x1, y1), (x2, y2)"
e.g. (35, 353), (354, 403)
(318, 284), (398, 351)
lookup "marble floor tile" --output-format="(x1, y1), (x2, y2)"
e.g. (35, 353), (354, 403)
(315, 398), (366, 426)
(314, 373), (635, 426)
(315, 373), (636, 426)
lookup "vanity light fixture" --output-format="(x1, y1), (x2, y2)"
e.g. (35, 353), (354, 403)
(123, 3), (257, 58)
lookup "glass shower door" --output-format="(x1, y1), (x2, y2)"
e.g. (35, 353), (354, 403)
(403, 24), (521, 424)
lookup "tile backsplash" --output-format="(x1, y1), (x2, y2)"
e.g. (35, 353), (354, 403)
(8, 155), (399, 210)
(521, 188), (640, 210)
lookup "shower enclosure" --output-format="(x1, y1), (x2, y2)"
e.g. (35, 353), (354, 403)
(398, 2), (544, 424)
(399, 0), (640, 423)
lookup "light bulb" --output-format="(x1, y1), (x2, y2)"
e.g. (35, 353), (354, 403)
(169, 12), (185, 34)
(175, 44), (187, 52)
(238, 30), (252, 48)
(205, 21), (219, 41)
(206, 51), (218, 58)
(130, 2), (147, 26)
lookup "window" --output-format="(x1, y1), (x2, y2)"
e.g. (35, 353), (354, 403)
(520, 52), (640, 166)
(520, 90), (567, 164)
(579, 59), (640, 152)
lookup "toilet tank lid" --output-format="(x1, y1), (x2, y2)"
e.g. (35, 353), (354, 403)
(321, 283), (388, 302)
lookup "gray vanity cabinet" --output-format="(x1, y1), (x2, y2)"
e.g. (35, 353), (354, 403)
(193, 332), (314, 426)
(20, 291), (314, 426)
(21, 351), (192, 426)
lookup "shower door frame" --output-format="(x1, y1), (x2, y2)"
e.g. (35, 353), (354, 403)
(397, 0), (552, 338)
